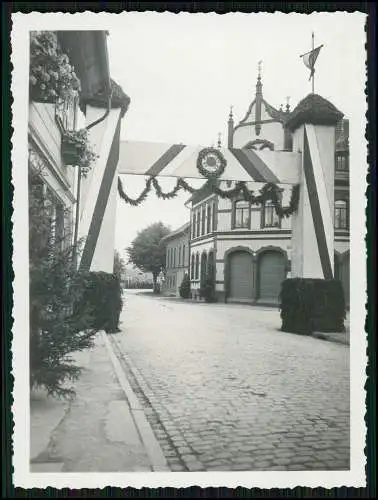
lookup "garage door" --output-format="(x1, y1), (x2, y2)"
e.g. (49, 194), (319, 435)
(228, 251), (255, 302)
(258, 251), (286, 303)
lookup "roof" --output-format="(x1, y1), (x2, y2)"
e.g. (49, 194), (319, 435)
(160, 222), (190, 244)
(285, 94), (344, 132)
(80, 78), (130, 117)
(57, 31), (130, 118)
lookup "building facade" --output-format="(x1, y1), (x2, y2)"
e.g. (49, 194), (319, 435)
(161, 223), (190, 296)
(187, 75), (350, 306)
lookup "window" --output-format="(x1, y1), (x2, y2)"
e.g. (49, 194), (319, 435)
(262, 200), (280, 228)
(166, 249), (170, 268)
(173, 248), (176, 268)
(196, 210), (201, 238)
(178, 245), (181, 266)
(335, 152), (349, 171)
(201, 206), (206, 235)
(233, 199), (250, 229)
(55, 96), (77, 132)
(335, 200), (348, 229)
(195, 253), (199, 279)
(192, 213), (196, 239)
(191, 253), (195, 279)
(207, 205), (211, 234)
(212, 202), (217, 231)
(182, 245), (185, 266)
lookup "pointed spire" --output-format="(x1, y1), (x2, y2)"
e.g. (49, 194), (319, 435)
(217, 133), (222, 149)
(228, 105), (234, 122)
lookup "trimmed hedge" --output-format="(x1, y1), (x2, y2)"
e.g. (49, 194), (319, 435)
(79, 272), (123, 333)
(279, 278), (346, 334)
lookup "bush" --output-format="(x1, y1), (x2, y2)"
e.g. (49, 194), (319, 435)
(29, 167), (98, 398)
(179, 273), (191, 299)
(79, 272), (123, 333)
(279, 278), (346, 334)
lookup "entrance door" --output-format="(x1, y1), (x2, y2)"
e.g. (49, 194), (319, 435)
(258, 251), (286, 304)
(228, 251), (254, 303)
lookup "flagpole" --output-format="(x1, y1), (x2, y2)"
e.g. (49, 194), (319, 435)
(312, 32), (315, 94)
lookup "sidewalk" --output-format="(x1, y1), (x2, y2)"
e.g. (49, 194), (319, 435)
(30, 332), (169, 472)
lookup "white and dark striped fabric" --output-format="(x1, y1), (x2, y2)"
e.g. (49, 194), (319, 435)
(117, 141), (301, 184)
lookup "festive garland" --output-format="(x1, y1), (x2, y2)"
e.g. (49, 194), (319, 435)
(117, 176), (300, 217)
(196, 147), (227, 179)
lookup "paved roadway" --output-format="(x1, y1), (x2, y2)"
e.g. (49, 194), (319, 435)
(110, 290), (350, 472)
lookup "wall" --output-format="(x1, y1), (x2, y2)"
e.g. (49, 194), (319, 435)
(164, 229), (190, 296)
(233, 121), (285, 151)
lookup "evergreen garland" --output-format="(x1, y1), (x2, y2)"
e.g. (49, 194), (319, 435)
(117, 176), (300, 217)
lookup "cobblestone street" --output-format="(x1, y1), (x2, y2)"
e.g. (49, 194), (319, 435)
(110, 290), (350, 472)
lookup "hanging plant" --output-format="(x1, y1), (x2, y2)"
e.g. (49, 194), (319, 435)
(62, 129), (98, 176)
(29, 31), (81, 103)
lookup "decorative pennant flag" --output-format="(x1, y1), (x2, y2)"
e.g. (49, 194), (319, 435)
(301, 44), (323, 80)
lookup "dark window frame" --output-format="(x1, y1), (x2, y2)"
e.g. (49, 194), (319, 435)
(232, 199), (251, 229)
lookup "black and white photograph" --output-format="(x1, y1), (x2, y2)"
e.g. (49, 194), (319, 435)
(10, 10), (367, 489)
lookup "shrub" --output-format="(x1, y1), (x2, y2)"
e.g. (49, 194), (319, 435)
(179, 273), (191, 299)
(279, 278), (346, 334)
(79, 272), (123, 333)
(29, 168), (97, 398)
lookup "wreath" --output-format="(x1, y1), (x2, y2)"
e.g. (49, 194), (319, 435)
(196, 147), (227, 180)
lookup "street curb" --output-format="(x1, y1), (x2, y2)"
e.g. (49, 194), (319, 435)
(101, 331), (170, 472)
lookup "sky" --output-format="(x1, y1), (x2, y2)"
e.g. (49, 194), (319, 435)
(105, 11), (367, 261)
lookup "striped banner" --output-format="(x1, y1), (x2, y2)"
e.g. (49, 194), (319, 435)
(118, 140), (300, 184)
(303, 125), (333, 279)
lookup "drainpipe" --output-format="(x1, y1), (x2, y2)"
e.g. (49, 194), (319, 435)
(72, 33), (113, 270)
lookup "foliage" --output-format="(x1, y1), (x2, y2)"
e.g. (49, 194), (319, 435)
(78, 272), (123, 334)
(114, 250), (126, 278)
(279, 278), (346, 334)
(62, 129), (98, 176)
(118, 176), (300, 218)
(29, 167), (97, 398)
(179, 273), (191, 299)
(197, 147), (227, 179)
(29, 31), (81, 103)
(126, 222), (171, 293)
(200, 263), (216, 303)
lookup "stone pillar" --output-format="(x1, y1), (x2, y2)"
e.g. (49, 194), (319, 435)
(286, 94), (343, 279)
